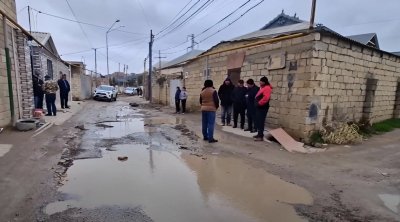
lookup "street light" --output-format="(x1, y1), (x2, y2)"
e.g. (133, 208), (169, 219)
(106, 19), (120, 76)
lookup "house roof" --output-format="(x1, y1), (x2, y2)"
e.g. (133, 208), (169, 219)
(392, 52), (400, 56)
(162, 49), (205, 69)
(260, 11), (304, 30)
(31, 31), (60, 56)
(346, 33), (380, 49)
(230, 22), (310, 42)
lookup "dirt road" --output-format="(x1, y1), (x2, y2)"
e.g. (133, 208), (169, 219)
(0, 96), (399, 221)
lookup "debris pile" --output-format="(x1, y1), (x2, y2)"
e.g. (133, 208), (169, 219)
(321, 123), (363, 144)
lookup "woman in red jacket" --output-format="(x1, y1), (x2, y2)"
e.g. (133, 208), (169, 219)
(254, 76), (272, 141)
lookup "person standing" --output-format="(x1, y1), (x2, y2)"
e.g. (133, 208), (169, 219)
(218, 78), (234, 126)
(43, 75), (59, 116)
(245, 79), (259, 133)
(175, 87), (181, 113)
(231, 80), (247, 129)
(254, 76), (272, 141)
(200, 80), (219, 143)
(180, 87), (188, 114)
(33, 74), (44, 109)
(58, 73), (71, 109)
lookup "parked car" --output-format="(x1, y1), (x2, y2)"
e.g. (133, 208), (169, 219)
(93, 85), (117, 102)
(124, 87), (137, 96)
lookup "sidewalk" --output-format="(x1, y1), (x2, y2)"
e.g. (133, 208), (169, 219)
(42, 101), (85, 126)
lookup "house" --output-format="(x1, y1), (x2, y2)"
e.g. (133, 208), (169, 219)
(179, 12), (400, 140)
(151, 49), (204, 107)
(30, 32), (70, 80)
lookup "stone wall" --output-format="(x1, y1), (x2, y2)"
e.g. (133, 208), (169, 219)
(16, 30), (33, 118)
(311, 33), (400, 127)
(151, 67), (183, 107)
(183, 34), (317, 139)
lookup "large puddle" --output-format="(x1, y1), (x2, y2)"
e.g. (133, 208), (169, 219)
(46, 115), (313, 221)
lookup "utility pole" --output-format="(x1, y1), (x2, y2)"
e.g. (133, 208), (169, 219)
(156, 50), (167, 70)
(309, 0), (317, 29)
(148, 30), (154, 102)
(126, 65), (128, 87)
(27, 6), (32, 33)
(123, 64), (126, 88)
(144, 57), (147, 73)
(188, 34), (197, 51)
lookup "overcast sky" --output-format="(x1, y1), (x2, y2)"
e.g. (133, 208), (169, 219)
(15, 0), (400, 75)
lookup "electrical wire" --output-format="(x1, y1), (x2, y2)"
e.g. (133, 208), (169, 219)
(136, 0), (152, 29)
(156, 0), (215, 40)
(196, 0), (252, 37)
(65, 0), (93, 47)
(30, 7), (146, 35)
(156, 0), (200, 36)
(199, 0), (265, 43)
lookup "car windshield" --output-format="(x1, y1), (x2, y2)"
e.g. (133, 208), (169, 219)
(126, 87), (134, 90)
(98, 86), (113, 91)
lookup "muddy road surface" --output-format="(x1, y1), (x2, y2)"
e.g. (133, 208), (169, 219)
(1, 97), (399, 222)
(33, 97), (313, 222)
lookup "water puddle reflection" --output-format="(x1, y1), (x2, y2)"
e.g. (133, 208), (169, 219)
(95, 119), (145, 138)
(46, 143), (312, 221)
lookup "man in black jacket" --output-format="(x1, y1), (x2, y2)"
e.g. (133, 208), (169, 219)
(33, 74), (44, 109)
(58, 73), (71, 109)
(245, 79), (259, 133)
(218, 78), (234, 126)
(231, 80), (247, 129)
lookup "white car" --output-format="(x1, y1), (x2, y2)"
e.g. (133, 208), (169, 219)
(124, 87), (137, 96)
(93, 85), (117, 102)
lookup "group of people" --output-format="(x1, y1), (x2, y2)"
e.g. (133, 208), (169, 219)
(33, 72), (71, 116)
(174, 87), (188, 114)
(200, 76), (272, 143)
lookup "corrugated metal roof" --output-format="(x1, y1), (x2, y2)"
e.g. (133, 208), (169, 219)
(229, 22), (310, 42)
(260, 12), (304, 30)
(346, 33), (376, 45)
(162, 49), (205, 69)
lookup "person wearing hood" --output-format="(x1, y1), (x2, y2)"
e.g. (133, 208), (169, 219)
(254, 76), (272, 141)
(231, 79), (247, 129)
(175, 87), (181, 114)
(218, 78), (234, 126)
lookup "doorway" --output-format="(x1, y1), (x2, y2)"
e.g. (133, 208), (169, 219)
(394, 81), (400, 118)
(169, 79), (182, 108)
(227, 68), (241, 86)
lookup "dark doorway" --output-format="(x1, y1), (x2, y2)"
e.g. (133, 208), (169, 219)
(228, 68), (241, 86)
(362, 78), (378, 121)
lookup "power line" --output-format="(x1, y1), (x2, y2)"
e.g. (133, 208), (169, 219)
(135, 0), (152, 29)
(30, 7), (146, 35)
(196, 0), (252, 37)
(199, 0), (265, 43)
(156, 0), (215, 40)
(60, 37), (147, 56)
(156, 0), (200, 36)
(65, 0), (93, 47)
(159, 0), (254, 53)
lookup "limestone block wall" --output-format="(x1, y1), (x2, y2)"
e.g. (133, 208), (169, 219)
(312, 33), (400, 127)
(183, 34), (318, 139)
(0, 0), (16, 20)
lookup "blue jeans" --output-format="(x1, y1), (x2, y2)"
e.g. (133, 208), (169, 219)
(220, 105), (232, 125)
(202, 111), (216, 141)
(45, 93), (57, 115)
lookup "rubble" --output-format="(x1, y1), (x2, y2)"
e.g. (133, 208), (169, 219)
(118, 156), (128, 161)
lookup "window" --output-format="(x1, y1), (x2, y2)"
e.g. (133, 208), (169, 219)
(47, 59), (53, 79)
